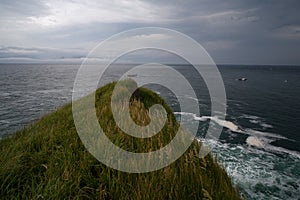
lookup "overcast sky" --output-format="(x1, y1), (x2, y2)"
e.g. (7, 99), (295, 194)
(0, 0), (299, 64)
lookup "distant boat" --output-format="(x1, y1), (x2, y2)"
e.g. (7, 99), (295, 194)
(238, 77), (247, 81)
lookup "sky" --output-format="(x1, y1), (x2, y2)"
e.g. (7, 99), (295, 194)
(0, 0), (300, 65)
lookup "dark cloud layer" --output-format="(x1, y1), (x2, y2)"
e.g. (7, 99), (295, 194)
(0, 0), (300, 64)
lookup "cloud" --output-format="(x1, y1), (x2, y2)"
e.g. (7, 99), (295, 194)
(190, 8), (261, 23)
(0, 0), (300, 64)
(24, 0), (173, 27)
(0, 0), (50, 17)
(272, 24), (300, 39)
(0, 46), (85, 61)
(203, 40), (238, 51)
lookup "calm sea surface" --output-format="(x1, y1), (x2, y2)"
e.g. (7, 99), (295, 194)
(0, 64), (299, 199)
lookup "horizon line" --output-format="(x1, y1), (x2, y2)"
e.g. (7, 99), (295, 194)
(0, 62), (300, 67)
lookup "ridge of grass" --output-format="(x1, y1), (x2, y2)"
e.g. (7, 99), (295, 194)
(0, 80), (241, 199)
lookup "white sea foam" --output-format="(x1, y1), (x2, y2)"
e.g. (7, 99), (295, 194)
(241, 114), (261, 120)
(0, 120), (10, 124)
(244, 129), (289, 140)
(175, 111), (298, 158)
(193, 116), (209, 121)
(249, 119), (273, 129)
(246, 136), (265, 148)
(174, 112), (242, 132)
(260, 123), (273, 129)
(184, 95), (199, 102)
(174, 111), (207, 121)
(174, 111), (194, 116)
(246, 135), (300, 158)
(200, 138), (300, 200)
(264, 145), (300, 159)
(1, 92), (11, 97)
(206, 116), (243, 133)
(249, 119), (260, 124)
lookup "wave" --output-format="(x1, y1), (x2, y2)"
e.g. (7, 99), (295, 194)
(204, 116), (243, 133)
(0, 92), (11, 97)
(241, 114), (274, 129)
(205, 138), (300, 200)
(184, 95), (199, 102)
(243, 129), (290, 140)
(241, 114), (261, 120)
(246, 136), (265, 148)
(264, 144), (300, 159)
(174, 111), (298, 158)
(260, 123), (273, 129)
(249, 120), (273, 129)
(174, 112), (207, 121)
(175, 112), (243, 133)
(0, 120), (10, 124)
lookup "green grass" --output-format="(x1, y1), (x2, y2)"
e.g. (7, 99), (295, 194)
(0, 80), (241, 199)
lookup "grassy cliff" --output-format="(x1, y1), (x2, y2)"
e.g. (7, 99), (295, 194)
(0, 80), (241, 199)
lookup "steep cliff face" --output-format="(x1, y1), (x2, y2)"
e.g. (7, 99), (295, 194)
(0, 80), (241, 199)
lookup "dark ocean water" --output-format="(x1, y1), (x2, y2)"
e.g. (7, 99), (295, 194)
(0, 64), (299, 199)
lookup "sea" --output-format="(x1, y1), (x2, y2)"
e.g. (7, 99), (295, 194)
(0, 63), (299, 199)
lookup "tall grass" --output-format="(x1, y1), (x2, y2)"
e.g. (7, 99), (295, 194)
(0, 80), (241, 199)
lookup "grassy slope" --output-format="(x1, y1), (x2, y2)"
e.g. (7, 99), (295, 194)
(0, 81), (241, 199)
